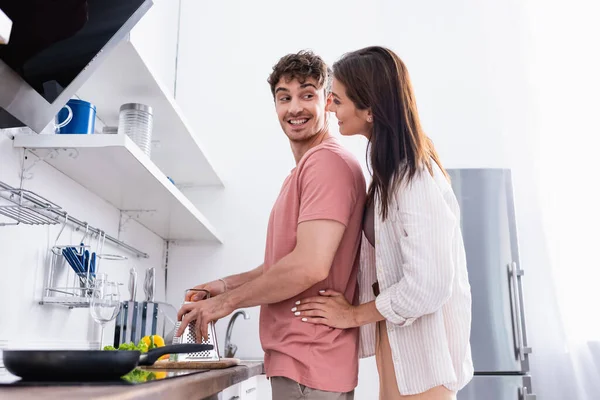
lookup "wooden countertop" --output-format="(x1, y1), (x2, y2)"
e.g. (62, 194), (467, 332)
(0, 361), (264, 400)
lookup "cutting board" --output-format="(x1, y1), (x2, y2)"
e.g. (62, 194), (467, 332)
(145, 358), (240, 370)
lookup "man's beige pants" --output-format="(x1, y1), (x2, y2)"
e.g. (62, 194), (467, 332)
(271, 376), (355, 400)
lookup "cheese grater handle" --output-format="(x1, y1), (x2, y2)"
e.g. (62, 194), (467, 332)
(185, 288), (211, 301)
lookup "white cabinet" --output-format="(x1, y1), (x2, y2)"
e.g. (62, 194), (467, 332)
(221, 376), (261, 400)
(220, 382), (241, 400)
(240, 376), (259, 399)
(129, 0), (180, 95)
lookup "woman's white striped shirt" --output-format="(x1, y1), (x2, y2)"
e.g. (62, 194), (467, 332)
(358, 163), (474, 395)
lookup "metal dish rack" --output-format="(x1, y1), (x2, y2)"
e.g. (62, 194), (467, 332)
(42, 223), (127, 308)
(43, 244), (96, 308)
(0, 187), (61, 226)
(0, 180), (148, 308)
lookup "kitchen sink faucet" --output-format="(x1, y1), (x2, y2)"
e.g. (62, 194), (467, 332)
(224, 310), (250, 358)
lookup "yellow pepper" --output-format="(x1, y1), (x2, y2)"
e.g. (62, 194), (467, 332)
(141, 335), (165, 349)
(140, 335), (168, 360)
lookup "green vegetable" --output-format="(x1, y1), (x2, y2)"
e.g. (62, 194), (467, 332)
(137, 341), (149, 353)
(102, 341), (149, 353)
(118, 342), (137, 351)
(121, 368), (156, 383)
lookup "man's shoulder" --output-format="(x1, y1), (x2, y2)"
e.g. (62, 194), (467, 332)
(300, 139), (363, 177)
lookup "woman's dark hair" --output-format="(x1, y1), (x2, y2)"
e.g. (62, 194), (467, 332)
(333, 46), (448, 220)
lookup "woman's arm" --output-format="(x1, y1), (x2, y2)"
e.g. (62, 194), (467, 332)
(375, 169), (457, 327)
(293, 290), (384, 329)
(295, 169), (458, 329)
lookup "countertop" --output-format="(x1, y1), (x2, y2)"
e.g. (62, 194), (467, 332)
(0, 361), (264, 400)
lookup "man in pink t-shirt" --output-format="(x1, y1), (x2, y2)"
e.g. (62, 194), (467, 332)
(176, 51), (366, 399)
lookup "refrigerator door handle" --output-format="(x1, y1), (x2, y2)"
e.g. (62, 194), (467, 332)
(509, 262), (532, 361)
(519, 386), (536, 400)
(513, 262), (533, 360)
(515, 261), (533, 360)
(508, 262), (523, 361)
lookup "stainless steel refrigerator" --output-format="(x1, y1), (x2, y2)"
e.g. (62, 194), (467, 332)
(448, 169), (536, 400)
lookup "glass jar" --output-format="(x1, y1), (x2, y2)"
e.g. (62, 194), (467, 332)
(118, 103), (153, 157)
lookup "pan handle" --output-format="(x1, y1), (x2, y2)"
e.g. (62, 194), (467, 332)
(139, 343), (214, 365)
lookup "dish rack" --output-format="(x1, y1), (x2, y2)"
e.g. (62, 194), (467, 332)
(0, 180), (149, 308)
(41, 229), (126, 309)
(42, 244), (97, 308)
(0, 186), (61, 226)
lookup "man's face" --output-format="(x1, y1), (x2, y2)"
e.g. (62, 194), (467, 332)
(274, 76), (330, 143)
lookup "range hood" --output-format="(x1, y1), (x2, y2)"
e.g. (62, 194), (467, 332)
(0, 0), (153, 132)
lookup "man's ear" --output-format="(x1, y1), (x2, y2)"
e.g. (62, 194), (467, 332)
(325, 93), (333, 111)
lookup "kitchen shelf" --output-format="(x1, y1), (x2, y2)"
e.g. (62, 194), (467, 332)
(76, 39), (223, 188)
(41, 295), (90, 309)
(13, 133), (222, 242)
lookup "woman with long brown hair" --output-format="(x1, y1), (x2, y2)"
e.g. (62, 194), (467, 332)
(293, 46), (474, 399)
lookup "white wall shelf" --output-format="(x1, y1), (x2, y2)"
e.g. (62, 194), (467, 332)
(13, 133), (222, 242)
(76, 39), (223, 188)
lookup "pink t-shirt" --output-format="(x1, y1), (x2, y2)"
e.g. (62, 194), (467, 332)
(260, 138), (366, 393)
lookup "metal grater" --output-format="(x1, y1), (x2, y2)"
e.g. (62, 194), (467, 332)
(171, 289), (220, 361)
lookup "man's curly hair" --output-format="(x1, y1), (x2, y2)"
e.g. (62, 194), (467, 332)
(268, 50), (332, 97)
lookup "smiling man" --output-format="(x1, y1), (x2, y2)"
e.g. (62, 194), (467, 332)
(176, 51), (366, 399)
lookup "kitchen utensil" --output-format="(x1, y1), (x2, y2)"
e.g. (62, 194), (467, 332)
(2, 343), (213, 381)
(118, 103), (153, 156)
(76, 242), (85, 265)
(151, 300), (159, 335)
(144, 267), (155, 302)
(131, 301), (141, 343)
(61, 247), (90, 291)
(128, 268), (137, 301)
(62, 247), (83, 275)
(144, 358), (240, 370)
(128, 268), (139, 341)
(89, 251), (96, 278)
(119, 301), (130, 345)
(113, 302), (125, 347)
(82, 249), (89, 271)
(139, 268), (156, 340)
(172, 289), (220, 362)
(140, 301), (149, 338)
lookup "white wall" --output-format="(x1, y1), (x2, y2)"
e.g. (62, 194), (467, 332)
(0, 130), (166, 352)
(170, 1), (566, 399)
(129, 0), (180, 96)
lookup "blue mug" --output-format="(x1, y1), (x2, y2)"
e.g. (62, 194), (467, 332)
(55, 99), (96, 134)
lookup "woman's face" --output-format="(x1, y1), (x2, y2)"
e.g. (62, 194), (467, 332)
(327, 78), (372, 138)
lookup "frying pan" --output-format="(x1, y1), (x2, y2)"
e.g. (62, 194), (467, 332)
(3, 343), (212, 381)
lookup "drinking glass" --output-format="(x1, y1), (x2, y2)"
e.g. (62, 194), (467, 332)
(90, 273), (120, 349)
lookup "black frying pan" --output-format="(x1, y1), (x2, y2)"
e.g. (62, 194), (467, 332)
(3, 343), (212, 381)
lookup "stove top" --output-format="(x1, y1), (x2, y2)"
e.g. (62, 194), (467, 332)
(0, 368), (209, 386)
